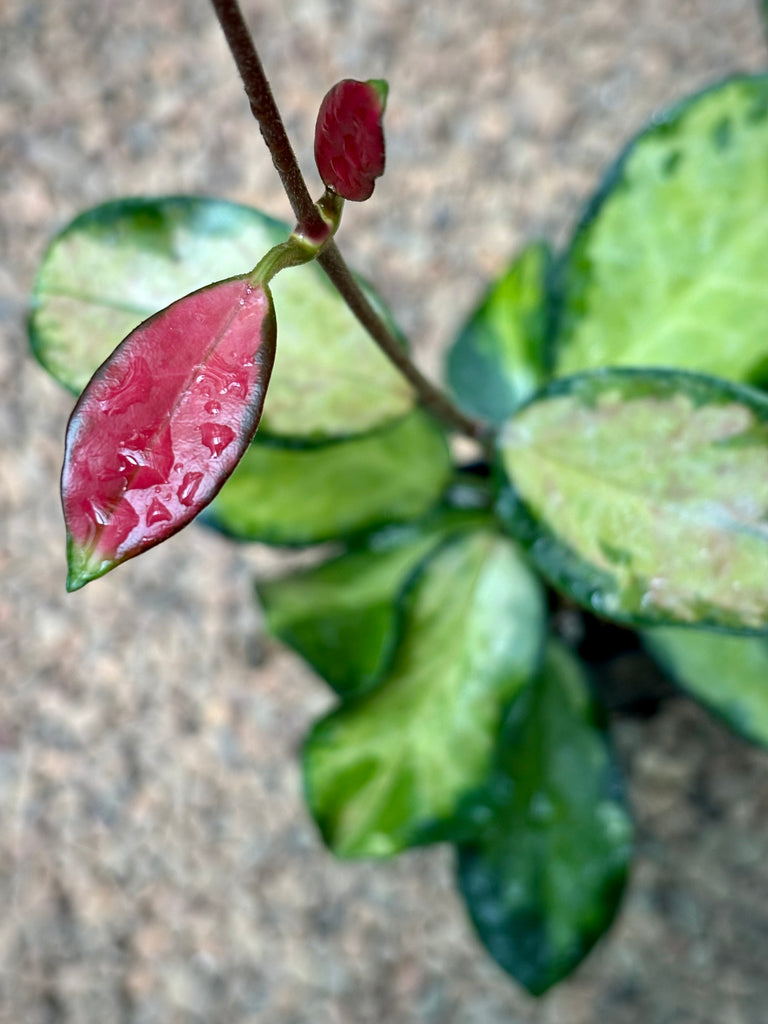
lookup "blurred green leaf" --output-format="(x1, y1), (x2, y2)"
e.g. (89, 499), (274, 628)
(203, 410), (451, 545)
(259, 507), (492, 698)
(457, 641), (632, 996)
(498, 369), (768, 631)
(29, 196), (413, 440)
(304, 530), (545, 857)
(447, 241), (551, 422)
(555, 76), (768, 385)
(644, 627), (768, 747)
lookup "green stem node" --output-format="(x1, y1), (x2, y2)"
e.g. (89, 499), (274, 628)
(250, 191), (344, 285)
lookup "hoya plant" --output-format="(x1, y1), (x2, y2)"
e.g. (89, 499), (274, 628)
(28, 0), (768, 996)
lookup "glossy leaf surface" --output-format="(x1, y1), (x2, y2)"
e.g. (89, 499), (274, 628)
(304, 531), (545, 858)
(498, 369), (768, 631)
(447, 241), (551, 422)
(644, 628), (768, 747)
(204, 410), (451, 546)
(259, 508), (491, 698)
(555, 76), (768, 383)
(30, 196), (412, 440)
(62, 276), (275, 590)
(458, 641), (632, 996)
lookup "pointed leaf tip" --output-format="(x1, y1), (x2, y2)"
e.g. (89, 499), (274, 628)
(367, 79), (389, 109)
(61, 275), (276, 588)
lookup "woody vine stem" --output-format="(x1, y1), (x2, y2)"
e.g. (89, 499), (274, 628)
(209, 0), (490, 443)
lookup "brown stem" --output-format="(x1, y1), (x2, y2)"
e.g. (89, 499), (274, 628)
(209, 0), (490, 442)
(210, 0), (324, 236)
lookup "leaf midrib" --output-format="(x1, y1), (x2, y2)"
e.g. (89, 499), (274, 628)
(330, 537), (497, 851)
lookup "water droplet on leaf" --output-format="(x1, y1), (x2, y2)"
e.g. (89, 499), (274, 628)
(61, 275), (276, 589)
(527, 791), (556, 824)
(146, 498), (173, 527)
(199, 422), (236, 457)
(87, 498), (111, 527)
(177, 471), (204, 506)
(117, 424), (174, 490)
(88, 496), (139, 547)
(99, 356), (153, 416)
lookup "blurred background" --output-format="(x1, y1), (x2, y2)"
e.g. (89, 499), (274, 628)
(2, 0), (768, 1020)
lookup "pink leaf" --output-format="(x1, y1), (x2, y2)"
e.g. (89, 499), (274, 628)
(314, 79), (388, 202)
(62, 275), (276, 590)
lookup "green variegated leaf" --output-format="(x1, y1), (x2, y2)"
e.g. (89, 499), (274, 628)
(644, 628), (768, 747)
(458, 641), (632, 996)
(29, 196), (413, 440)
(203, 410), (451, 545)
(304, 530), (545, 857)
(447, 241), (551, 422)
(555, 76), (768, 384)
(497, 369), (768, 631)
(259, 508), (491, 698)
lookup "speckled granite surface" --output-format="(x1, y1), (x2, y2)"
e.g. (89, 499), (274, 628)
(2, 1), (768, 1021)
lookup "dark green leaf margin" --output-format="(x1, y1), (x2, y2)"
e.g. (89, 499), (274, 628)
(457, 641), (632, 995)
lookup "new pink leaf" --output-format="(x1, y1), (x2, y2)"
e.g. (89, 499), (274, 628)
(62, 276), (276, 591)
(314, 79), (388, 202)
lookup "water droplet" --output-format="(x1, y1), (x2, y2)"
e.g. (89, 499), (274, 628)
(146, 498), (173, 527)
(87, 499), (111, 527)
(503, 880), (526, 905)
(527, 791), (555, 825)
(468, 803), (494, 826)
(96, 462), (129, 502)
(86, 496), (139, 548)
(99, 356), (153, 416)
(118, 424), (174, 490)
(200, 422), (235, 458)
(596, 801), (631, 844)
(204, 350), (250, 401)
(204, 400), (221, 416)
(177, 471), (204, 506)
(117, 452), (139, 477)
(532, 538), (549, 560)
(226, 378), (246, 396)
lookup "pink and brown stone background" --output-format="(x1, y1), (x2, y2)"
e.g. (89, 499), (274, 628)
(1, 0), (767, 1020)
